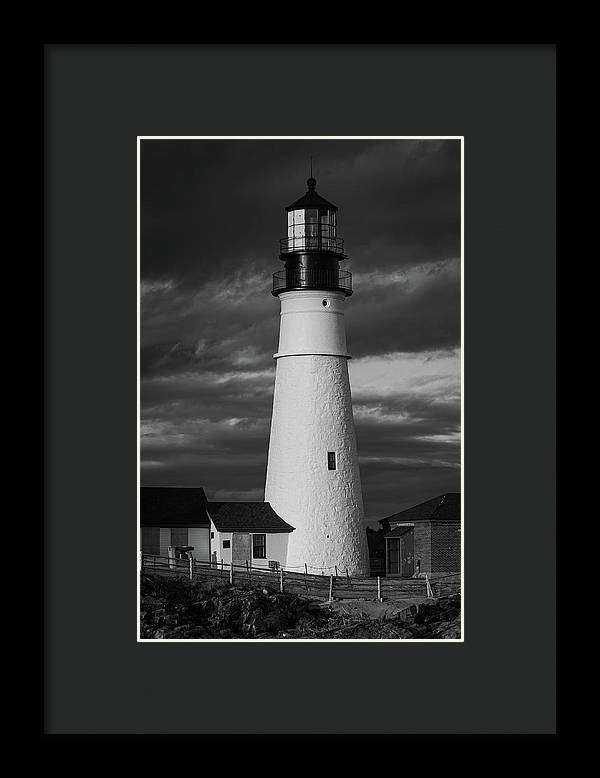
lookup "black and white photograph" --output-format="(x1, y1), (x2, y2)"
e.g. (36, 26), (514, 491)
(138, 137), (463, 641)
(45, 44), (556, 736)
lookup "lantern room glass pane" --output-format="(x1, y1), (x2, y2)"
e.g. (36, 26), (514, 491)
(284, 207), (340, 253)
(288, 210), (303, 249)
(306, 209), (318, 247)
(320, 210), (331, 244)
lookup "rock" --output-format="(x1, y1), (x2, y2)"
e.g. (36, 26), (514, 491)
(262, 612), (290, 634)
(183, 626), (208, 638)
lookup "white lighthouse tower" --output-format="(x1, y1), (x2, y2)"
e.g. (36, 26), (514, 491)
(264, 175), (370, 576)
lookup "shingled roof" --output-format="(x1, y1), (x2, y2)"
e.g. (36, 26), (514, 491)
(140, 487), (210, 528)
(208, 502), (295, 533)
(381, 493), (461, 528)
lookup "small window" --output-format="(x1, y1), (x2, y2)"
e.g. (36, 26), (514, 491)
(210, 532), (214, 539)
(252, 534), (266, 559)
(327, 452), (336, 470)
(222, 540), (230, 549)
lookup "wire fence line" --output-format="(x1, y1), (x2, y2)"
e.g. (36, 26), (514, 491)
(140, 555), (460, 602)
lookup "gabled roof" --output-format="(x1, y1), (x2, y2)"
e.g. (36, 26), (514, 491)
(380, 493), (461, 528)
(286, 177), (338, 212)
(140, 487), (210, 528)
(208, 502), (295, 533)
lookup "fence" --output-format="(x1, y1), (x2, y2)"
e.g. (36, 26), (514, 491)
(140, 555), (461, 602)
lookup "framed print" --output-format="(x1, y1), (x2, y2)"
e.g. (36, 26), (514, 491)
(45, 44), (556, 736)
(137, 135), (464, 644)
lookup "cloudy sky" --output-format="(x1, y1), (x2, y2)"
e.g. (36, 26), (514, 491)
(140, 138), (461, 525)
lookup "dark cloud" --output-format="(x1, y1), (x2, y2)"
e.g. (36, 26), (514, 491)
(141, 139), (460, 286)
(140, 139), (461, 520)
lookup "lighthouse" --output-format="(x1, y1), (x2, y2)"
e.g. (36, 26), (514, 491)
(264, 175), (370, 576)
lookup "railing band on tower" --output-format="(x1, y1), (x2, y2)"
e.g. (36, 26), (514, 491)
(272, 268), (352, 295)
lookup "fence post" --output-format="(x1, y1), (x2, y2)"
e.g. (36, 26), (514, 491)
(377, 576), (382, 602)
(279, 568), (284, 593)
(346, 568), (352, 588)
(304, 562), (308, 576)
(425, 574), (433, 599)
(246, 560), (250, 582)
(335, 565), (338, 577)
(329, 575), (334, 601)
(221, 559), (224, 573)
(304, 565), (309, 593)
(189, 556), (194, 581)
(229, 561), (233, 585)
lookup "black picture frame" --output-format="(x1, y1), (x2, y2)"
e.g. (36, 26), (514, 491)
(44, 43), (556, 735)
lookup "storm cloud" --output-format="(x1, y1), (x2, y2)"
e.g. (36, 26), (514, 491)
(140, 139), (461, 523)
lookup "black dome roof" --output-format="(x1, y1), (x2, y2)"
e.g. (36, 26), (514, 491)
(285, 177), (338, 212)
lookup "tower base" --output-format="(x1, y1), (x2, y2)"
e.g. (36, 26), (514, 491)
(265, 353), (370, 576)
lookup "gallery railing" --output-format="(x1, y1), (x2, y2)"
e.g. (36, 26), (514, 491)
(272, 268), (353, 295)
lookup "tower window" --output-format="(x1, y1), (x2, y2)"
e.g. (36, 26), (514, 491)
(327, 452), (337, 470)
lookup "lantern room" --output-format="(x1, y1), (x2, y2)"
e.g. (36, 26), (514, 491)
(280, 177), (344, 257)
(273, 176), (352, 297)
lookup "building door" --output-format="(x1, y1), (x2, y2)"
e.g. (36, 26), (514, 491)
(400, 529), (415, 577)
(387, 529), (415, 577)
(170, 527), (188, 557)
(232, 532), (251, 566)
(387, 538), (401, 576)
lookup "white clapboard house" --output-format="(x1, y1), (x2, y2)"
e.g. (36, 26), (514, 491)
(140, 487), (211, 561)
(208, 501), (295, 571)
(140, 487), (295, 570)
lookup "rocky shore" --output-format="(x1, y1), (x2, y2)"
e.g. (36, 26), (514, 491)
(140, 573), (461, 640)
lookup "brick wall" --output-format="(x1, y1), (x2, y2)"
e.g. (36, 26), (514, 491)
(388, 522), (432, 574)
(431, 521), (461, 572)
(414, 522), (432, 574)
